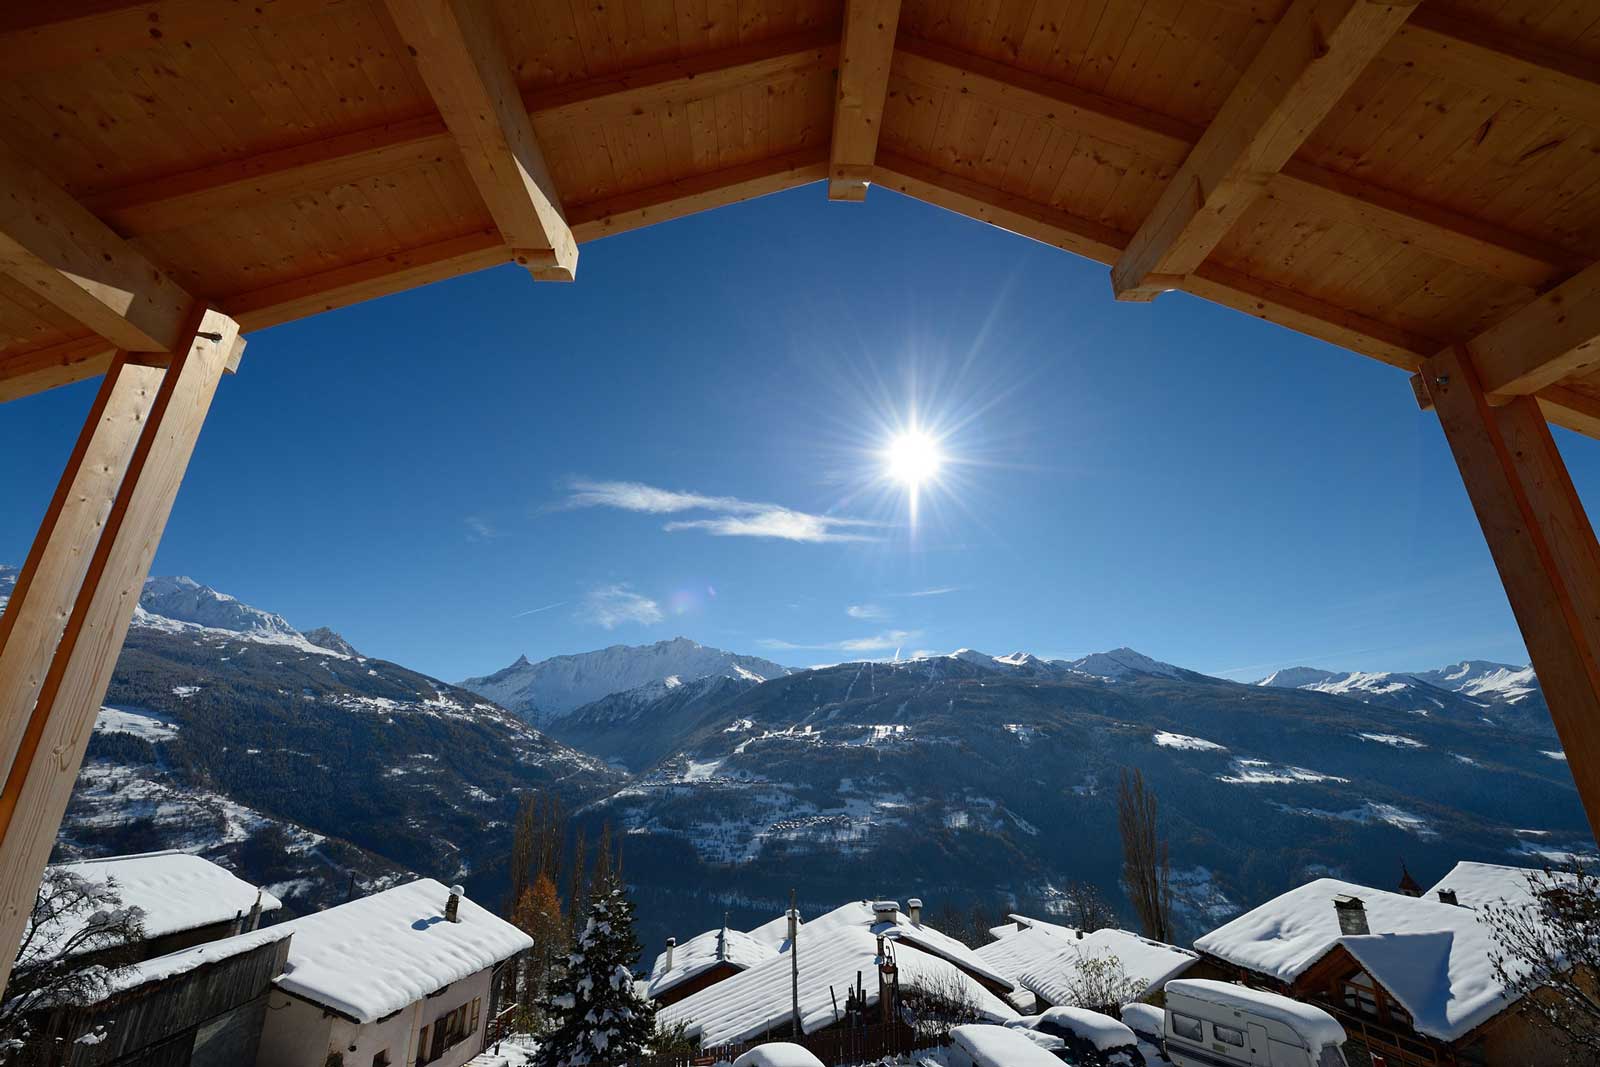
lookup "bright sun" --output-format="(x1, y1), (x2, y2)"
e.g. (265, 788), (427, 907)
(884, 429), (944, 488)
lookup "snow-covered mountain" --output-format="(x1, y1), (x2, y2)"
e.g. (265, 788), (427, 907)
(938, 646), (1191, 681)
(459, 637), (790, 724)
(1255, 658), (1547, 729)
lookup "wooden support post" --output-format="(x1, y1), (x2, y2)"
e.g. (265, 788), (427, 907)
(828, 0), (902, 201)
(0, 308), (238, 993)
(1421, 345), (1600, 836)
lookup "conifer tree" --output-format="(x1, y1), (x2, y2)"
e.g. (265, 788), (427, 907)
(536, 872), (655, 1065)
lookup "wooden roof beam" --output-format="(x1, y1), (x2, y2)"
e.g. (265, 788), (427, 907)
(382, 0), (576, 281)
(892, 39), (1579, 291)
(829, 0), (903, 201)
(0, 142), (195, 354)
(1469, 260), (1600, 399)
(1111, 0), (1419, 302)
(82, 32), (837, 239)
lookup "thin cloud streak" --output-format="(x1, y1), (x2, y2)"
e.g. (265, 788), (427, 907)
(759, 629), (920, 653)
(847, 603), (886, 620)
(564, 479), (880, 543)
(512, 601), (567, 618)
(577, 584), (663, 629)
(891, 586), (960, 598)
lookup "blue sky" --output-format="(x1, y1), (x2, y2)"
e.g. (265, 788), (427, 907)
(4, 185), (1596, 683)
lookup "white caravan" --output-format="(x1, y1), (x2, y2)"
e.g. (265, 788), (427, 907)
(1163, 979), (1349, 1067)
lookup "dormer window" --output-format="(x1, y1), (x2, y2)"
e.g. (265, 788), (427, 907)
(1341, 971), (1378, 1016)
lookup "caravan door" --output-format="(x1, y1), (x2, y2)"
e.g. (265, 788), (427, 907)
(1247, 1023), (1271, 1066)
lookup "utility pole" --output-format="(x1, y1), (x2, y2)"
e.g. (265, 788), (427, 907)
(790, 887), (801, 1038)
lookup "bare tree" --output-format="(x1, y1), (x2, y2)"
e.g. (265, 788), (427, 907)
(1483, 863), (1600, 1063)
(900, 970), (984, 1043)
(0, 869), (146, 1057)
(1056, 952), (1146, 1016)
(1117, 768), (1172, 943)
(1056, 881), (1119, 933)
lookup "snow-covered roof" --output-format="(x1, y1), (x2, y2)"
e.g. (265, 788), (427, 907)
(104, 927), (293, 999)
(746, 912), (800, 950)
(974, 926), (1064, 981)
(949, 1023), (1064, 1067)
(649, 926), (777, 999)
(729, 1044), (825, 1067)
(1017, 929), (1199, 1004)
(1193, 878), (1523, 1042)
(1425, 861), (1546, 910)
(805, 901), (1012, 990)
(49, 851), (280, 952)
(1166, 979), (1346, 1049)
(273, 879), (531, 1023)
(658, 925), (1017, 1047)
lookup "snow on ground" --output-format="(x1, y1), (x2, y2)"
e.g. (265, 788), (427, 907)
(1167, 866), (1238, 924)
(1217, 758), (1348, 785)
(171, 685), (200, 698)
(94, 705), (179, 742)
(1003, 723), (1038, 743)
(1509, 838), (1598, 864)
(1542, 750), (1568, 761)
(1278, 801), (1436, 837)
(1356, 733), (1426, 749)
(1153, 730), (1225, 751)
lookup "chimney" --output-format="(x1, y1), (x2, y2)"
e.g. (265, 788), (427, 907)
(872, 900), (899, 924)
(664, 937), (676, 972)
(246, 890), (263, 932)
(787, 905), (799, 944)
(445, 884), (464, 923)
(1334, 895), (1369, 936)
(907, 898), (923, 924)
(1437, 888), (1459, 906)
(1075, 928), (1084, 940)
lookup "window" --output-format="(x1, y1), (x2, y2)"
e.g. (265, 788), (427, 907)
(1171, 1013), (1204, 1041)
(372, 1053), (390, 1067)
(1342, 971), (1379, 1016)
(416, 1026), (431, 1067)
(1214, 1024), (1246, 1047)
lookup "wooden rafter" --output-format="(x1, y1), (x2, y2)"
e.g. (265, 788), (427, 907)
(829, 0), (903, 201)
(0, 143), (195, 353)
(382, 0), (576, 281)
(1468, 260), (1600, 399)
(80, 32), (837, 239)
(1111, 0), (1420, 301)
(891, 38), (1584, 291)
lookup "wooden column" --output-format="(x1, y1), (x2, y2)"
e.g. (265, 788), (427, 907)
(0, 308), (238, 992)
(1421, 345), (1600, 835)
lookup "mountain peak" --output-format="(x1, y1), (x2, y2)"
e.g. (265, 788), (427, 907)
(1256, 666), (1340, 689)
(1063, 647), (1184, 680)
(303, 627), (360, 658)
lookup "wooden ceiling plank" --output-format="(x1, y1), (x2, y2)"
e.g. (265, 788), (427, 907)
(0, 143), (194, 353)
(895, 35), (1580, 291)
(1384, 8), (1600, 132)
(1471, 259), (1600, 399)
(830, 0), (904, 200)
(1110, 0), (1419, 302)
(383, 0), (578, 281)
(82, 33), (837, 239)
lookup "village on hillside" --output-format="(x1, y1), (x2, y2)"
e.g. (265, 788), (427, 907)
(2, 766), (1596, 1067)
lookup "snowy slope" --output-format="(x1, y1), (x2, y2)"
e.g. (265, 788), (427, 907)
(459, 637), (790, 724)
(1255, 658), (1547, 728)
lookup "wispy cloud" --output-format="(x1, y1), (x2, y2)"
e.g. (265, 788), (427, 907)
(759, 629), (920, 653)
(513, 601), (566, 619)
(464, 516), (501, 542)
(846, 603), (887, 620)
(564, 479), (879, 544)
(892, 586), (960, 598)
(577, 584), (662, 629)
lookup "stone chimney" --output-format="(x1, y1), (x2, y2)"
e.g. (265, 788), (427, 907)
(445, 884), (464, 923)
(1437, 888), (1459, 906)
(1334, 895), (1369, 936)
(907, 898), (923, 924)
(664, 936), (676, 971)
(871, 900), (899, 924)
(246, 890), (263, 932)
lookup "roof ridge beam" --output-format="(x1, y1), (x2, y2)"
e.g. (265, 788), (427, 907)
(382, 0), (576, 281)
(891, 36), (1581, 290)
(1468, 259), (1600, 399)
(0, 142), (195, 353)
(1111, 0), (1420, 301)
(829, 0), (904, 201)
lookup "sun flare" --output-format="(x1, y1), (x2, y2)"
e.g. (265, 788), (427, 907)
(884, 429), (944, 488)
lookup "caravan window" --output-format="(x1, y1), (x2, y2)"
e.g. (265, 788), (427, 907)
(1214, 1024), (1246, 1047)
(1171, 1013), (1203, 1041)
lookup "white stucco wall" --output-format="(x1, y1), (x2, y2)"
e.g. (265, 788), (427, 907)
(254, 966), (496, 1067)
